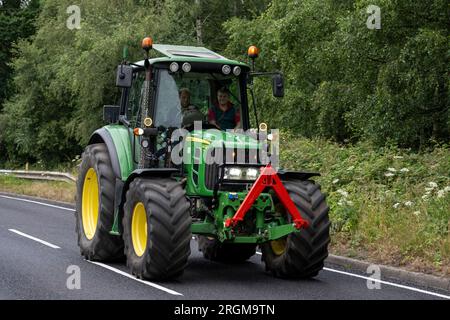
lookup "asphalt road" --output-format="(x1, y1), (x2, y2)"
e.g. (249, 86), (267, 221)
(0, 194), (449, 300)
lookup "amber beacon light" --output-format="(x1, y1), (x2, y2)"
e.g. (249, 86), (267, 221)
(247, 45), (260, 59)
(142, 37), (153, 51)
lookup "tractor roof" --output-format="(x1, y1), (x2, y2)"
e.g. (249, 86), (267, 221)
(133, 44), (249, 69)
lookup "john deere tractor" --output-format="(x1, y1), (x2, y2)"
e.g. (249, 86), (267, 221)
(75, 37), (330, 280)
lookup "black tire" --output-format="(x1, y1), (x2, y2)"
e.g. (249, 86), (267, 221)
(261, 179), (330, 278)
(122, 178), (192, 280)
(198, 236), (257, 263)
(75, 143), (124, 261)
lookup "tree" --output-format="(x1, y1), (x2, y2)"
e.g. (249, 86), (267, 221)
(224, 0), (449, 148)
(0, 0), (40, 109)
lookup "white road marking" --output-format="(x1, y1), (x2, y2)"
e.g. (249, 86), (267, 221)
(323, 267), (450, 300)
(255, 250), (449, 299)
(86, 261), (184, 296)
(9, 229), (61, 249)
(0, 195), (75, 212)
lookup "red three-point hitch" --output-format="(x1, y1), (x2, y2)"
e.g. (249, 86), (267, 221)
(224, 164), (310, 230)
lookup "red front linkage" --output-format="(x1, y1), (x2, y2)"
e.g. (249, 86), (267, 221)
(224, 164), (309, 230)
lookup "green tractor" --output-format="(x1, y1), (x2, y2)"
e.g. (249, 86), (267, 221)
(75, 37), (330, 280)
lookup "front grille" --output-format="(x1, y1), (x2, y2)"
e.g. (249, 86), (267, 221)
(205, 163), (219, 190)
(204, 147), (262, 190)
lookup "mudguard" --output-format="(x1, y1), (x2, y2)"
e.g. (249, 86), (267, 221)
(277, 169), (320, 181)
(88, 125), (134, 181)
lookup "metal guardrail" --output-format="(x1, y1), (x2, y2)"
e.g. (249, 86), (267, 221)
(0, 170), (76, 183)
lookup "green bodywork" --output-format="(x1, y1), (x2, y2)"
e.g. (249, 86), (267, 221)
(92, 44), (299, 244)
(103, 125), (135, 180)
(184, 129), (260, 197)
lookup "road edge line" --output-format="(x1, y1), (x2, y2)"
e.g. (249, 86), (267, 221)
(326, 254), (450, 293)
(0, 192), (75, 211)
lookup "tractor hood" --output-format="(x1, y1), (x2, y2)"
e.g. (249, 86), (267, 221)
(187, 129), (262, 150)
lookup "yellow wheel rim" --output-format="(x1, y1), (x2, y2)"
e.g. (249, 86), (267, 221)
(82, 168), (99, 240)
(270, 237), (287, 256)
(132, 202), (148, 257)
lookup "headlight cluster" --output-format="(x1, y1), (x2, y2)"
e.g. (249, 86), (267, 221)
(223, 167), (260, 181)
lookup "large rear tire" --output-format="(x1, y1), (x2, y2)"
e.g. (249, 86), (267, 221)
(261, 179), (330, 278)
(122, 178), (192, 280)
(75, 143), (124, 261)
(198, 236), (256, 263)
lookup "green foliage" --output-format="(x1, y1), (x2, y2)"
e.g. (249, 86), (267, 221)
(280, 132), (450, 271)
(0, 0), (270, 165)
(1, 0), (162, 164)
(224, 0), (450, 147)
(0, 0), (40, 107)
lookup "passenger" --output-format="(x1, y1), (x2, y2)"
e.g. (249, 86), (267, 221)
(179, 88), (204, 127)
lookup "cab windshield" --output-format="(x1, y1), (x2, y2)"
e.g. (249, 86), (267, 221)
(154, 69), (242, 130)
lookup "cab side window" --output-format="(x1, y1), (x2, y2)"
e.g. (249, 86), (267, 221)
(127, 71), (145, 126)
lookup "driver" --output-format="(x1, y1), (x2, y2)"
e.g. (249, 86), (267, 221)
(179, 88), (204, 127)
(208, 87), (240, 130)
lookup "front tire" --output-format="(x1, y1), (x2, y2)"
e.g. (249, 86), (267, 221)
(75, 143), (124, 261)
(261, 179), (330, 278)
(122, 178), (192, 280)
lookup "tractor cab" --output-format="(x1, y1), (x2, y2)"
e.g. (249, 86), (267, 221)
(121, 44), (251, 132)
(110, 40), (285, 175)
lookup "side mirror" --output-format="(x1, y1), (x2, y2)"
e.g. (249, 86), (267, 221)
(116, 64), (133, 88)
(272, 74), (284, 98)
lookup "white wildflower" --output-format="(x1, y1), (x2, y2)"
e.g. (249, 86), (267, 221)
(387, 167), (397, 172)
(332, 179), (340, 184)
(444, 186), (450, 193)
(422, 194), (429, 200)
(337, 189), (349, 198)
(346, 200), (354, 206)
(413, 211), (420, 216)
(437, 190), (445, 198)
(424, 187), (434, 192)
(428, 182), (438, 189)
(393, 156), (404, 159)
(393, 203), (401, 209)
(384, 172), (395, 177)
(404, 201), (413, 207)
(400, 168), (409, 173)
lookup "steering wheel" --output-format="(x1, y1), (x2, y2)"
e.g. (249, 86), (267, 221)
(183, 120), (220, 131)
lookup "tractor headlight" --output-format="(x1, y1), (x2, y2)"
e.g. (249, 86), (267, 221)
(182, 62), (192, 73)
(222, 65), (231, 75)
(169, 62), (179, 72)
(246, 168), (259, 180)
(223, 167), (261, 181)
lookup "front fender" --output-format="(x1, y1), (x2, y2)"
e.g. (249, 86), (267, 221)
(277, 169), (320, 181)
(88, 125), (134, 181)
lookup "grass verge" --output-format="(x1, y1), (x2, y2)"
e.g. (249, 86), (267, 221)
(280, 133), (450, 277)
(0, 175), (76, 203)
